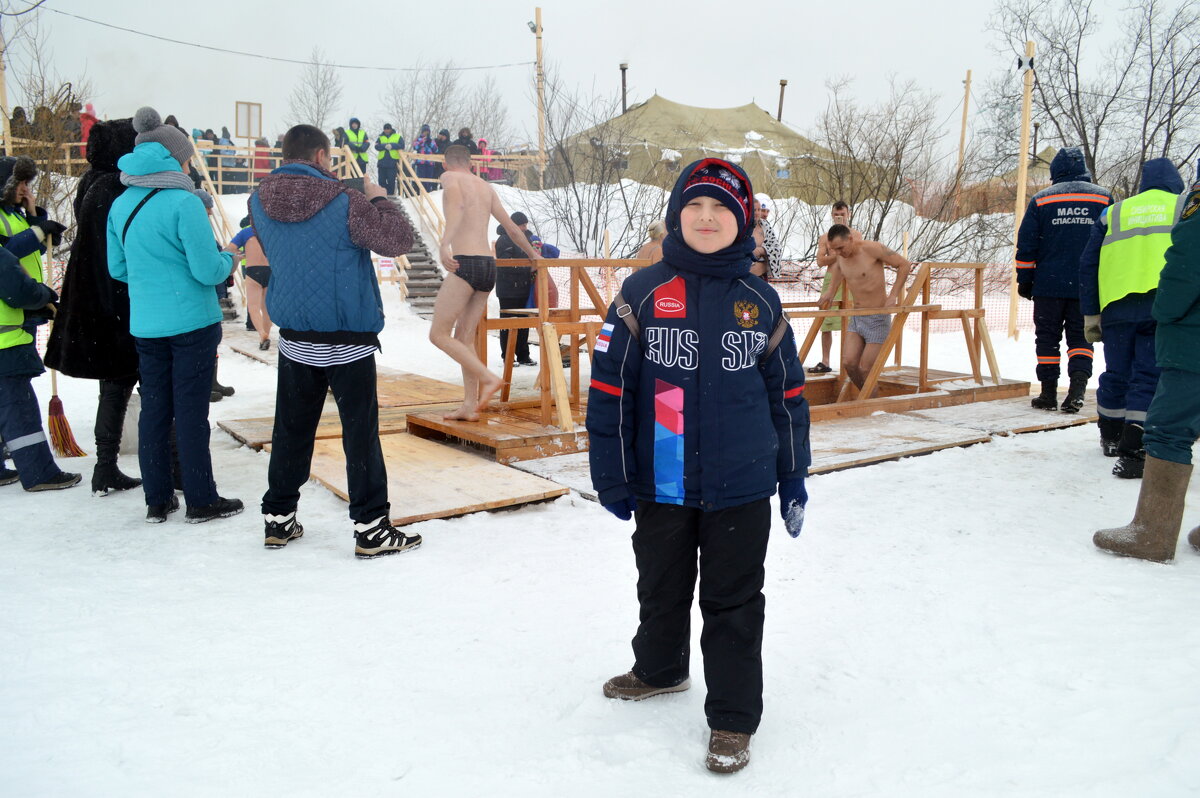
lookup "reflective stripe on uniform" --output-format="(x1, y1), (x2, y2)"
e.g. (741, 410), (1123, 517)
(6, 430), (47, 451)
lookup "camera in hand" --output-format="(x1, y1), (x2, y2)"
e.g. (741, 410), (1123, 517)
(341, 177), (364, 193)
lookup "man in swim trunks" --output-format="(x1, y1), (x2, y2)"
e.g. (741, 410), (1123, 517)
(432, 144), (540, 420)
(817, 225), (911, 393)
(810, 201), (860, 373)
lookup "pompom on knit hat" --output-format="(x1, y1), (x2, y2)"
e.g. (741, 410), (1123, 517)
(133, 106), (193, 166)
(681, 159), (753, 238)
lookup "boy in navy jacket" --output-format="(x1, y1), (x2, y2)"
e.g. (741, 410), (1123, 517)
(587, 158), (810, 774)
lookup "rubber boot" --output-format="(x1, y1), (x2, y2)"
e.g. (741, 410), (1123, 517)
(1112, 423), (1145, 479)
(91, 379), (142, 496)
(212, 357), (234, 397)
(1094, 456), (1192, 563)
(1098, 417), (1123, 457)
(1031, 381), (1058, 410)
(1061, 371), (1088, 413)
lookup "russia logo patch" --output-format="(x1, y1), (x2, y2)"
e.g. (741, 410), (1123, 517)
(654, 278), (687, 318)
(595, 322), (614, 353)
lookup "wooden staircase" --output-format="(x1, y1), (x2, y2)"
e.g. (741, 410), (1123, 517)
(388, 197), (441, 319)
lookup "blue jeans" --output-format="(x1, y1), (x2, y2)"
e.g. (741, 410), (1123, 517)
(1097, 320), (1160, 423)
(0, 375), (60, 488)
(134, 323), (222, 508)
(1144, 368), (1200, 465)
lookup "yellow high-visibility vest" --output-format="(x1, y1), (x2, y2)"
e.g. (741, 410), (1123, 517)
(1099, 189), (1188, 310)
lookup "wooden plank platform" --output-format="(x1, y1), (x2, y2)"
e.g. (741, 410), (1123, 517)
(903, 392), (1097, 435)
(805, 366), (1030, 422)
(406, 405), (589, 464)
(308, 433), (569, 526)
(218, 403), (459, 450)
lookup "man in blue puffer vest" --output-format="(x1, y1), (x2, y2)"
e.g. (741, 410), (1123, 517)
(1015, 147), (1113, 411)
(250, 124), (418, 559)
(587, 158), (810, 774)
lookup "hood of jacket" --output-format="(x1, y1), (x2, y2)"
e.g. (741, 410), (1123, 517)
(1139, 157), (1184, 195)
(1051, 147), (1091, 183)
(85, 118), (137, 172)
(255, 161), (345, 223)
(117, 142), (185, 177)
(660, 158), (754, 279)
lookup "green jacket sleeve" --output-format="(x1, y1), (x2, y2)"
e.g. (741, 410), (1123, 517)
(1153, 193), (1200, 325)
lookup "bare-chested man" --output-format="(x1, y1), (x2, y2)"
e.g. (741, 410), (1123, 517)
(817, 225), (911, 391)
(811, 201), (862, 373)
(432, 144), (540, 420)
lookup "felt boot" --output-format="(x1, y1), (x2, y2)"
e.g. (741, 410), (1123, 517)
(1031, 381), (1058, 410)
(1094, 456), (1192, 563)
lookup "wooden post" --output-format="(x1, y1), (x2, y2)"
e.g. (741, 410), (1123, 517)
(1009, 41), (1035, 339)
(535, 7), (546, 190)
(777, 79), (788, 122)
(920, 265), (930, 391)
(954, 69), (972, 212)
(895, 231), (909, 366)
(0, 30), (10, 154)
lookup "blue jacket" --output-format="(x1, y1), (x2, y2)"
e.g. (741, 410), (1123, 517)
(107, 143), (233, 338)
(250, 161), (413, 338)
(1015, 147), (1113, 299)
(0, 246), (54, 377)
(586, 261), (811, 510)
(1079, 158), (1185, 324)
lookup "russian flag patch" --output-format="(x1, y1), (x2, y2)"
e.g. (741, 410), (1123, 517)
(595, 322), (614, 353)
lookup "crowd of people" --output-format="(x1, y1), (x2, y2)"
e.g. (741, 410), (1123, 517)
(2, 102), (1198, 775)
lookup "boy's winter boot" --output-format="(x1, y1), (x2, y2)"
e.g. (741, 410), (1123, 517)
(1094, 456), (1191, 563)
(1098, 417), (1123, 457)
(185, 496), (244, 524)
(0, 463), (18, 486)
(706, 730), (752, 774)
(1031, 381), (1058, 410)
(1112, 422), (1145, 479)
(353, 516), (422, 559)
(26, 471), (81, 491)
(91, 381), (142, 496)
(264, 512), (305, 548)
(1061, 371), (1088, 413)
(603, 671), (691, 701)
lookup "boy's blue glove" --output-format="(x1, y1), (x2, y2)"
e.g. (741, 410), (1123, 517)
(603, 496), (637, 521)
(778, 479), (807, 538)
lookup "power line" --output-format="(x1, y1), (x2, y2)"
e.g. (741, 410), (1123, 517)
(42, 6), (536, 72)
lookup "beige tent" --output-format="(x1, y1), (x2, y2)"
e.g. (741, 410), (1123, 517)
(549, 94), (842, 201)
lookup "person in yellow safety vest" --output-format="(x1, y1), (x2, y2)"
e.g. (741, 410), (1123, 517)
(345, 118), (370, 176)
(374, 123), (404, 196)
(1079, 157), (1186, 479)
(0, 155), (80, 492)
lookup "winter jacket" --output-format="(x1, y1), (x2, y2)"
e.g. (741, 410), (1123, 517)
(0, 245), (53, 378)
(1152, 171), (1200, 373)
(587, 160), (810, 511)
(451, 136), (480, 156)
(1080, 158), (1185, 326)
(495, 229), (534, 298)
(45, 118), (140, 380)
(106, 142), (234, 338)
(412, 131), (437, 165)
(249, 160), (413, 340)
(0, 197), (52, 378)
(1016, 147), (1113, 299)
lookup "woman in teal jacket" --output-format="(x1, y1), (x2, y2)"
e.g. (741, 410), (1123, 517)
(106, 107), (242, 525)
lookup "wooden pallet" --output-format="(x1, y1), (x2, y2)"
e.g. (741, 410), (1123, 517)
(218, 403), (459, 450)
(406, 405), (589, 464)
(308, 433), (569, 526)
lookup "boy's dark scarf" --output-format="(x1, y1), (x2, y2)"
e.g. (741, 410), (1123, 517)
(661, 159), (755, 279)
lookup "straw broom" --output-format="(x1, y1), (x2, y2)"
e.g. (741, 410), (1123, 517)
(40, 245), (86, 457)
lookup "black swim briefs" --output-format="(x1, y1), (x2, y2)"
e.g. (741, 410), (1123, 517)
(243, 265), (271, 288)
(453, 255), (497, 293)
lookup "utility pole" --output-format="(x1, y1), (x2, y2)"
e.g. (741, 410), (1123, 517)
(1008, 41), (1035, 339)
(0, 29), (11, 155)
(953, 69), (972, 212)
(776, 79), (787, 122)
(620, 63), (628, 113)
(534, 7), (546, 190)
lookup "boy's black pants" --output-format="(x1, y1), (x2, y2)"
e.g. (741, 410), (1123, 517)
(630, 498), (771, 735)
(1033, 296), (1093, 383)
(261, 352), (389, 524)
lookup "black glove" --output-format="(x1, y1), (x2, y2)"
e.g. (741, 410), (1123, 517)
(26, 300), (57, 321)
(1017, 282), (1033, 300)
(32, 218), (67, 247)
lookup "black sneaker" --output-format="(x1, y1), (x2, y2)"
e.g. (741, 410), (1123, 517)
(25, 471), (82, 492)
(258, 339), (271, 351)
(516, 358), (537, 367)
(185, 496), (244, 524)
(354, 516), (422, 559)
(146, 494), (180, 523)
(264, 512), (304, 548)
(0, 466), (19, 486)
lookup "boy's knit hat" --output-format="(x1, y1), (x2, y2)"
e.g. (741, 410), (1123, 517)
(133, 107), (193, 166)
(681, 160), (752, 237)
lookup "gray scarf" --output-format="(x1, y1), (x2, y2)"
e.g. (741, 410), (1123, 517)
(121, 170), (196, 192)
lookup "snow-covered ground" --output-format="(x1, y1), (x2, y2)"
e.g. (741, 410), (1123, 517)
(3, 287), (1200, 797)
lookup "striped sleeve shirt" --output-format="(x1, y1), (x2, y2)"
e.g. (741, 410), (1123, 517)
(277, 338), (377, 367)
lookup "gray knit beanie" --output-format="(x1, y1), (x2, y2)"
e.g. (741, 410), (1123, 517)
(133, 106), (193, 166)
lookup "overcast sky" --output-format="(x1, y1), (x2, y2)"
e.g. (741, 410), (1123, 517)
(18, 0), (1069, 149)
